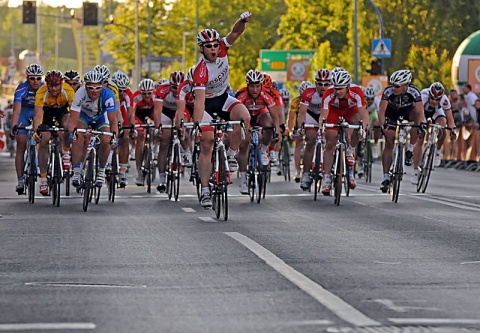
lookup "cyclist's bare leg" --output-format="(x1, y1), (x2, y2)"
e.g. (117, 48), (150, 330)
(98, 132), (112, 167)
(303, 130), (316, 175)
(135, 132), (145, 171)
(118, 129), (130, 166)
(322, 130), (337, 176)
(410, 109), (425, 169)
(38, 132), (51, 175)
(15, 134), (28, 177)
(435, 117), (447, 149)
(348, 113), (361, 149)
(293, 135), (303, 175)
(228, 104), (250, 151)
(237, 138), (250, 173)
(157, 128), (171, 174)
(71, 123), (87, 165)
(61, 114), (70, 152)
(199, 131), (214, 188)
(259, 112), (273, 147)
(382, 130), (396, 174)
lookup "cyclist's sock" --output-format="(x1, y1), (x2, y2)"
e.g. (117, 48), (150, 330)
(40, 173), (47, 178)
(119, 163), (128, 170)
(407, 143), (414, 151)
(17, 176), (23, 182)
(324, 174), (331, 183)
(40, 177), (47, 183)
(349, 169), (354, 177)
(63, 147), (70, 154)
(303, 171), (310, 179)
(201, 187), (209, 195)
(107, 150), (113, 165)
(240, 172), (246, 182)
(261, 145), (268, 154)
(383, 173), (390, 180)
(159, 173), (166, 183)
(98, 166), (106, 174)
(227, 147), (236, 156)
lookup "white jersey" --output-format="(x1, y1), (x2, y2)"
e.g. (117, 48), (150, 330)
(70, 86), (116, 118)
(421, 88), (451, 120)
(366, 96), (381, 114)
(193, 37), (231, 99)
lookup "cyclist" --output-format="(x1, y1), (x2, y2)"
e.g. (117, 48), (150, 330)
(112, 70), (135, 187)
(235, 69), (278, 194)
(262, 73), (283, 166)
(63, 70), (82, 92)
(420, 82), (456, 167)
(287, 81), (312, 182)
(10, 63), (45, 194)
(33, 70), (75, 195)
(378, 69), (425, 192)
(176, 66), (195, 167)
(279, 88), (291, 120)
(320, 70), (368, 194)
(93, 65), (121, 123)
(192, 11), (252, 208)
(297, 68), (332, 190)
(133, 78), (156, 186)
(152, 71), (184, 192)
(364, 86), (381, 159)
(69, 71), (118, 188)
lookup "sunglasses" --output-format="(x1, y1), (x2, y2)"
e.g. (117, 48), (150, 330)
(142, 92), (152, 96)
(67, 81), (80, 86)
(316, 82), (330, 87)
(366, 97), (374, 101)
(334, 87), (346, 91)
(86, 86), (102, 91)
(203, 43), (220, 49)
(119, 89), (127, 93)
(171, 85), (178, 89)
(29, 77), (42, 81)
(392, 84), (402, 88)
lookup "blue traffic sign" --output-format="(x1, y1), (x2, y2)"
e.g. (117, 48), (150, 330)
(372, 38), (392, 58)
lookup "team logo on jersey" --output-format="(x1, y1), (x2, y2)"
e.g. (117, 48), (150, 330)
(199, 64), (207, 78)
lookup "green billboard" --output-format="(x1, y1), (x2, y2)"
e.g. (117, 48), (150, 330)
(260, 50), (316, 72)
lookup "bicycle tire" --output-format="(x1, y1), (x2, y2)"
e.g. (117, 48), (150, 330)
(174, 143), (181, 201)
(247, 146), (256, 202)
(109, 150), (118, 202)
(53, 146), (61, 207)
(83, 154), (94, 212)
(344, 165), (351, 197)
(391, 145), (403, 203)
(65, 170), (71, 197)
(421, 144), (435, 193)
(417, 147), (428, 192)
(364, 140), (373, 183)
(28, 144), (36, 204)
(313, 143), (322, 201)
(219, 146), (228, 220)
(334, 145), (344, 206)
(94, 153), (101, 205)
(145, 146), (152, 194)
(282, 139), (290, 182)
(256, 148), (262, 203)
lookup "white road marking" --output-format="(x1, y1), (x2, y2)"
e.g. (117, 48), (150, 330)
(0, 323), (96, 330)
(365, 299), (441, 312)
(389, 318), (480, 325)
(181, 207), (196, 213)
(25, 282), (147, 288)
(225, 232), (380, 327)
(198, 217), (216, 223)
(373, 261), (402, 265)
(412, 195), (480, 212)
(281, 319), (334, 326)
(460, 261), (480, 265)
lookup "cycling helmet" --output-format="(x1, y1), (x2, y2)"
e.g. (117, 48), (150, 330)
(139, 78), (155, 91)
(331, 71), (352, 87)
(298, 81), (312, 95)
(315, 68), (331, 82)
(187, 66), (195, 84)
(428, 82), (445, 100)
(45, 70), (64, 84)
(158, 78), (169, 85)
(93, 65), (111, 80)
(364, 87), (376, 99)
(279, 88), (291, 100)
(169, 71), (185, 86)
(262, 73), (273, 88)
(25, 63), (44, 76)
(83, 70), (104, 84)
(390, 69), (412, 85)
(112, 71), (130, 89)
(272, 80), (278, 90)
(331, 67), (346, 74)
(63, 70), (81, 81)
(197, 29), (220, 45)
(245, 69), (263, 85)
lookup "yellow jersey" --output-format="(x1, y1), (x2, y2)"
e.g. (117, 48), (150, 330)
(35, 82), (75, 109)
(288, 95), (301, 128)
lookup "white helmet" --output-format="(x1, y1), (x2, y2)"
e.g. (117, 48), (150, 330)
(298, 81), (312, 95)
(26, 63), (44, 76)
(364, 87), (376, 98)
(112, 71), (130, 89)
(187, 66), (195, 84)
(331, 67), (346, 75)
(84, 71), (104, 84)
(331, 71), (352, 87)
(139, 78), (155, 91)
(245, 69), (263, 85)
(158, 78), (168, 85)
(93, 65), (111, 80)
(279, 88), (291, 100)
(315, 68), (331, 82)
(390, 69), (412, 85)
(197, 29), (220, 45)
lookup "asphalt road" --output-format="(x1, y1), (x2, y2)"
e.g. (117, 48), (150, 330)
(1, 151), (480, 333)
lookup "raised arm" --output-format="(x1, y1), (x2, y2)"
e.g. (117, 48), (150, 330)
(225, 11), (251, 46)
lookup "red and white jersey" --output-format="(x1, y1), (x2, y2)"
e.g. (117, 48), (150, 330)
(177, 80), (195, 110)
(153, 83), (177, 111)
(235, 86), (276, 116)
(321, 86), (365, 113)
(133, 90), (155, 110)
(300, 87), (323, 114)
(193, 37), (231, 99)
(120, 88), (134, 110)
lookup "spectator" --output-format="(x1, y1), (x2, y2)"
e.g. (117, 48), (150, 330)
(449, 89), (463, 128)
(462, 84), (478, 123)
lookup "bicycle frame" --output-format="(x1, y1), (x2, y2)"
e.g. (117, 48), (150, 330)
(417, 122), (443, 193)
(18, 125), (39, 203)
(304, 124), (325, 200)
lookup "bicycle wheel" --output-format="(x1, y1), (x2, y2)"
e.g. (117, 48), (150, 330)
(334, 146), (344, 206)
(281, 139), (290, 182)
(173, 144), (181, 201)
(344, 158), (350, 198)
(391, 145), (403, 203)
(53, 147), (61, 207)
(417, 147), (428, 192)
(144, 146), (152, 193)
(65, 169), (71, 196)
(108, 151), (118, 202)
(28, 145), (36, 204)
(421, 144), (435, 193)
(83, 155), (94, 212)
(313, 143), (322, 201)
(256, 149), (263, 203)
(364, 140), (372, 183)
(219, 146), (228, 220)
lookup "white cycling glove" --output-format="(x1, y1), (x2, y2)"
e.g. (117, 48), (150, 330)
(240, 11), (252, 22)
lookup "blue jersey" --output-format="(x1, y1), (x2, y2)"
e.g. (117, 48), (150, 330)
(70, 86), (116, 118)
(14, 80), (45, 112)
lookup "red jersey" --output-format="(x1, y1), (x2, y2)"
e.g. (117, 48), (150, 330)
(300, 87), (323, 114)
(119, 88), (134, 125)
(133, 90), (154, 122)
(177, 80), (195, 111)
(153, 83), (177, 111)
(235, 86), (276, 116)
(321, 86), (365, 113)
(265, 87), (284, 107)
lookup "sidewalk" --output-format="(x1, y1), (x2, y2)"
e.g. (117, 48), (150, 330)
(0, 151), (19, 198)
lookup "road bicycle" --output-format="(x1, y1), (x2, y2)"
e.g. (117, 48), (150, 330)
(247, 126), (264, 203)
(196, 118), (245, 221)
(135, 122), (157, 193)
(303, 123), (325, 201)
(324, 118), (362, 206)
(160, 123), (182, 201)
(416, 121), (454, 193)
(38, 125), (68, 207)
(278, 124), (291, 182)
(17, 124), (38, 203)
(362, 125), (380, 183)
(74, 128), (115, 212)
(187, 123), (201, 201)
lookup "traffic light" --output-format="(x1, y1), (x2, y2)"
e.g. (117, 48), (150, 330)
(83, 2), (98, 26)
(367, 59), (382, 75)
(22, 1), (36, 24)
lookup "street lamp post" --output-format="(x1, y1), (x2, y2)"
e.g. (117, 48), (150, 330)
(134, 0), (140, 88)
(147, 1), (153, 78)
(182, 31), (190, 73)
(366, 0), (385, 75)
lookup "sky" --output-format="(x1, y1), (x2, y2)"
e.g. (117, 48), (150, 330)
(9, 0), (98, 8)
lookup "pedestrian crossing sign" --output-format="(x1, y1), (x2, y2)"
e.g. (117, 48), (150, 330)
(372, 38), (391, 58)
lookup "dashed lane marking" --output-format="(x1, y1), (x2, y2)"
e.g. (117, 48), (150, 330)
(181, 207), (196, 213)
(198, 217), (216, 223)
(0, 323), (96, 330)
(225, 231), (380, 327)
(389, 318), (480, 325)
